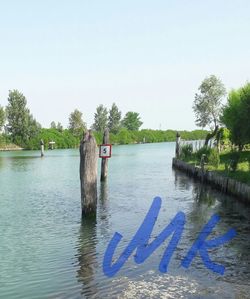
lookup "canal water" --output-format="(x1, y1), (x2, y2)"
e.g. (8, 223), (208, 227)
(0, 143), (249, 298)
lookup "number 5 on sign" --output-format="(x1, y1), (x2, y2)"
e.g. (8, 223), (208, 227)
(99, 144), (112, 158)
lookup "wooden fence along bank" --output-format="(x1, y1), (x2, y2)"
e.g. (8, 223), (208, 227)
(172, 135), (250, 203)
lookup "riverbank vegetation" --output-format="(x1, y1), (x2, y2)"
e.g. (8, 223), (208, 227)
(179, 77), (250, 186)
(180, 145), (250, 185)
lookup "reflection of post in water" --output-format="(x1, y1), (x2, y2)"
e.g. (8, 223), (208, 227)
(174, 169), (192, 191)
(98, 182), (110, 240)
(192, 184), (216, 207)
(76, 217), (98, 298)
(187, 184), (217, 229)
(99, 182), (108, 202)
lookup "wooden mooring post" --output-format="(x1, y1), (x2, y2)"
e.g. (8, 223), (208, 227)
(40, 139), (44, 157)
(175, 132), (181, 158)
(80, 130), (98, 216)
(101, 128), (109, 182)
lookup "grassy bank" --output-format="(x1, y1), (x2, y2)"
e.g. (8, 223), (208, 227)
(211, 151), (250, 185)
(180, 145), (250, 186)
(0, 135), (23, 150)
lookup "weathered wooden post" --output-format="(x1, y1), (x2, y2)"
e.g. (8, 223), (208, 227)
(80, 130), (97, 216)
(175, 132), (181, 158)
(40, 139), (44, 157)
(100, 128), (110, 182)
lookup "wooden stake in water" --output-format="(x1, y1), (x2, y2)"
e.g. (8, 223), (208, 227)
(40, 139), (44, 157)
(175, 132), (181, 158)
(80, 130), (98, 216)
(101, 128), (109, 182)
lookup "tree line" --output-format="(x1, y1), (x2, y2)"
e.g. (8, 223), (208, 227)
(0, 89), (208, 149)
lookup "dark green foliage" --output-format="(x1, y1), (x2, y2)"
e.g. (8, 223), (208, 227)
(92, 105), (108, 132)
(122, 112), (143, 131)
(68, 109), (86, 137)
(217, 127), (230, 148)
(116, 128), (133, 144)
(218, 151), (250, 184)
(95, 129), (208, 145)
(6, 90), (41, 147)
(50, 121), (57, 129)
(51, 121), (63, 132)
(92, 131), (102, 145)
(0, 105), (5, 130)
(208, 148), (220, 168)
(196, 146), (213, 162)
(108, 103), (121, 134)
(222, 83), (250, 148)
(180, 144), (193, 160)
(56, 122), (63, 132)
(26, 128), (79, 150)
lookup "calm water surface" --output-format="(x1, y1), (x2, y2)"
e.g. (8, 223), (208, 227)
(0, 143), (250, 298)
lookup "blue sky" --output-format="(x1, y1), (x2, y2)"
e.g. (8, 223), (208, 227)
(0, 0), (249, 130)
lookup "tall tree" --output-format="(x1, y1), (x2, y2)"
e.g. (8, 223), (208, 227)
(92, 104), (108, 132)
(50, 121), (57, 129)
(122, 111), (143, 131)
(222, 83), (250, 149)
(108, 103), (121, 134)
(0, 105), (5, 131)
(56, 122), (63, 132)
(193, 75), (226, 145)
(68, 109), (86, 137)
(6, 90), (40, 144)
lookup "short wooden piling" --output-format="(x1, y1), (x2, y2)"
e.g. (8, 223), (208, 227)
(175, 132), (181, 158)
(80, 130), (98, 216)
(101, 128), (109, 182)
(40, 139), (44, 157)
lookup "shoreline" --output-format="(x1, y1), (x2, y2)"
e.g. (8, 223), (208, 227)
(172, 158), (250, 203)
(0, 146), (24, 151)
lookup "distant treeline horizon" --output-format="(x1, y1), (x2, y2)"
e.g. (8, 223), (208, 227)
(0, 90), (209, 150)
(19, 128), (209, 150)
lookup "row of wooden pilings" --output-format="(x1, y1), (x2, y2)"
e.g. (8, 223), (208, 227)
(79, 128), (109, 217)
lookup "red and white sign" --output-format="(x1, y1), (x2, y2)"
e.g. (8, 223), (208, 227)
(99, 144), (112, 158)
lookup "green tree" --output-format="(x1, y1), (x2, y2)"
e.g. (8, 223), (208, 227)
(56, 122), (63, 132)
(68, 109), (86, 137)
(193, 75), (226, 145)
(108, 103), (121, 134)
(222, 83), (250, 149)
(0, 105), (5, 131)
(6, 90), (40, 145)
(92, 104), (108, 132)
(122, 111), (143, 131)
(50, 121), (56, 129)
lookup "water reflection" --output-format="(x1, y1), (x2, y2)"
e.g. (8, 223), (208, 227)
(98, 182), (111, 247)
(174, 169), (192, 191)
(0, 157), (5, 170)
(6, 156), (40, 172)
(174, 170), (250, 287)
(99, 182), (108, 202)
(192, 184), (216, 206)
(76, 218), (98, 298)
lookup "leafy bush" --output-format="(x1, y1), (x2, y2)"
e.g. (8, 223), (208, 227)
(180, 144), (193, 160)
(208, 148), (220, 168)
(196, 146), (213, 163)
(26, 128), (80, 150)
